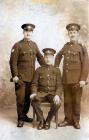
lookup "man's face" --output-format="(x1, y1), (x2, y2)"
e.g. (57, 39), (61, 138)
(23, 30), (33, 40)
(44, 55), (54, 65)
(68, 30), (79, 42)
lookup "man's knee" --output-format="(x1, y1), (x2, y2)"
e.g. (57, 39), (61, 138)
(54, 102), (61, 109)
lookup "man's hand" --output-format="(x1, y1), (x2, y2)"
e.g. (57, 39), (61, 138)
(53, 95), (61, 105)
(79, 81), (86, 88)
(30, 93), (37, 100)
(13, 76), (19, 83)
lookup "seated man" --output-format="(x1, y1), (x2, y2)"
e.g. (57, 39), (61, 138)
(30, 48), (63, 130)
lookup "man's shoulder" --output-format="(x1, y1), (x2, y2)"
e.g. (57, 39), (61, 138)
(36, 65), (46, 71)
(30, 40), (37, 46)
(13, 39), (23, 48)
(35, 66), (43, 71)
(78, 43), (86, 49)
(30, 40), (36, 44)
(58, 42), (69, 51)
(30, 40), (38, 51)
(64, 42), (70, 47)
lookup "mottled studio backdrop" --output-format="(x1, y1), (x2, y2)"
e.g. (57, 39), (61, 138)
(0, 0), (89, 115)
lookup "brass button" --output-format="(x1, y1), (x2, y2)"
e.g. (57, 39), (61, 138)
(68, 50), (70, 53)
(66, 70), (68, 73)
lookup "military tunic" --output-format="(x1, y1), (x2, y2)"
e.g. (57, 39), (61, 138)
(55, 42), (89, 123)
(55, 42), (88, 84)
(31, 65), (63, 122)
(10, 39), (45, 121)
(10, 39), (45, 82)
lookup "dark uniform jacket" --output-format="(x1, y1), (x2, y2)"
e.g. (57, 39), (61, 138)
(10, 39), (45, 82)
(55, 42), (89, 84)
(31, 65), (63, 97)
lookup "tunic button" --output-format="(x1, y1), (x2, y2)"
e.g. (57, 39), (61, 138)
(67, 57), (69, 59)
(68, 50), (70, 53)
(66, 64), (68, 66)
(66, 70), (68, 73)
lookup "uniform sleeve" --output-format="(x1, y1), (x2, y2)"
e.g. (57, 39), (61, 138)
(9, 43), (19, 77)
(54, 47), (64, 67)
(34, 43), (45, 66)
(55, 68), (63, 97)
(31, 68), (40, 94)
(80, 46), (89, 81)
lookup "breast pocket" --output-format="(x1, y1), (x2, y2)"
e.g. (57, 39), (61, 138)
(70, 51), (79, 63)
(19, 51), (27, 57)
(19, 50), (31, 61)
(39, 75), (44, 80)
(50, 75), (56, 81)
(39, 75), (46, 86)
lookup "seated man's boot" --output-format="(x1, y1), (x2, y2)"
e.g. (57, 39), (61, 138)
(23, 115), (33, 123)
(58, 120), (72, 127)
(73, 122), (80, 129)
(17, 120), (24, 127)
(44, 121), (50, 130)
(37, 121), (44, 130)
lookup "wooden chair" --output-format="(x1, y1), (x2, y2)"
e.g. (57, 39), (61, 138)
(32, 102), (59, 129)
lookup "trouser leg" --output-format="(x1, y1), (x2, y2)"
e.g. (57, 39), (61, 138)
(72, 85), (82, 123)
(64, 85), (73, 123)
(31, 98), (45, 122)
(23, 82), (31, 116)
(15, 83), (25, 121)
(46, 94), (61, 122)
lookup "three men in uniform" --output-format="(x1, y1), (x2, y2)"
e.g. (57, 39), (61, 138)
(10, 23), (88, 129)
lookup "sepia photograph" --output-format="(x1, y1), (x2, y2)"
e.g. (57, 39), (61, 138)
(0, 0), (89, 140)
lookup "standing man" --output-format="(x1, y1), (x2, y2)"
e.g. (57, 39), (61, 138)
(55, 23), (88, 129)
(30, 48), (63, 130)
(10, 23), (45, 127)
